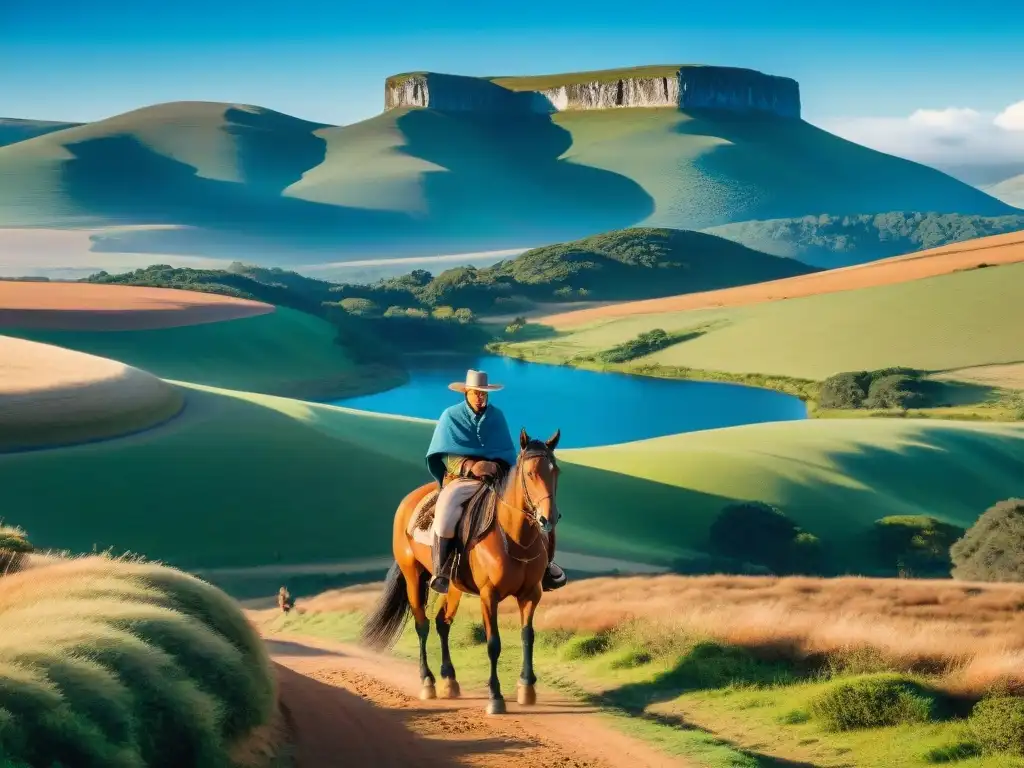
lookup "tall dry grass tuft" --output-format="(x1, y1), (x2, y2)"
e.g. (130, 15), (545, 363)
(0, 553), (278, 767)
(297, 574), (1024, 698)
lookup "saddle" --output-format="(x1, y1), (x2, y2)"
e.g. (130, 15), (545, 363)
(409, 482), (498, 553)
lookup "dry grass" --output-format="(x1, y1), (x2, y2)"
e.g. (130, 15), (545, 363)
(0, 552), (278, 767)
(540, 228), (1024, 328)
(0, 278), (273, 330)
(0, 336), (183, 450)
(304, 574), (1024, 699)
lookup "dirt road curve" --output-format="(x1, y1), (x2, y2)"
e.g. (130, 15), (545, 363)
(267, 633), (686, 768)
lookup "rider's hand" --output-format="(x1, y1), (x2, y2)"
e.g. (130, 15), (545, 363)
(471, 461), (498, 479)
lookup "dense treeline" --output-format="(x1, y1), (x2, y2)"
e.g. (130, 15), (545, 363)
(708, 212), (1024, 265)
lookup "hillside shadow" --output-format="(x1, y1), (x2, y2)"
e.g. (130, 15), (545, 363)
(673, 110), (1014, 226)
(557, 460), (734, 562)
(222, 106), (332, 193)
(61, 134), (419, 252)
(394, 109), (655, 246)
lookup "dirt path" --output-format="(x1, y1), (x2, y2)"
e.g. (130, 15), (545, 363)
(267, 632), (686, 768)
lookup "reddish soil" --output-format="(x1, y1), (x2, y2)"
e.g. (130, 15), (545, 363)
(268, 633), (686, 767)
(539, 229), (1024, 328)
(0, 281), (273, 330)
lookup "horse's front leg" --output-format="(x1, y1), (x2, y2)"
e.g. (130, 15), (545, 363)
(435, 587), (463, 699)
(480, 586), (505, 715)
(516, 585), (542, 705)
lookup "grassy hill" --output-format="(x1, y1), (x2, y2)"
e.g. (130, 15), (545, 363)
(508, 261), (1024, 383)
(704, 212), (1024, 268)
(2, 376), (1022, 575)
(1, 306), (400, 399)
(0, 94), (1015, 264)
(0, 117), (81, 147)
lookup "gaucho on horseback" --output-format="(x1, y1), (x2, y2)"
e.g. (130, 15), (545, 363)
(425, 369), (566, 595)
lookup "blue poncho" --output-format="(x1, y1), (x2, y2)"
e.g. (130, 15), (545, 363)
(426, 401), (517, 485)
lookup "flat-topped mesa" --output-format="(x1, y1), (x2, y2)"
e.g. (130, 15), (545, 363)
(384, 65), (801, 119)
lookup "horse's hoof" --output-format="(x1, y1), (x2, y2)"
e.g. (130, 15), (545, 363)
(486, 698), (506, 716)
(516, 683), (537, 706)
(439, 679), (461, 699)
(419, 683), (437, 701)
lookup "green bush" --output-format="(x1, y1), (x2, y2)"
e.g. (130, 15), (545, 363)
(709, 502), (825, 575)
(951, 499), (1024, 582)
(819, 371), (872, 409)
(810, 674), (944, 731)
(969, 696), (1024, 755)
(819, 368), (928, 410)
(562, 633), (613, 660)
(0, 554), (277, 768)
(598, 329), (674, 363)
(338, 297), (379, 317)
(871, 516), (965, 577)
(866, 374), (928, 409)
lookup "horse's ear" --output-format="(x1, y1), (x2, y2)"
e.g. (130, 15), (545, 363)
(546, 429), (561, 451)
(519, 427), (529, 450)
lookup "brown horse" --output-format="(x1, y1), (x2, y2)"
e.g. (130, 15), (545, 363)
(360, 427), (561, 715)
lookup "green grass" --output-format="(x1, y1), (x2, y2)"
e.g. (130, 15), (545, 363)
(0, 97), (1012, 265)
(504, 261), (1024, 383)
(0, 554), (276, 767)
(263, 606), (1024, 768)
(490, 65), (690, 91)
(2, 307), (402, 399)
(559, 418), (1024, 572)
(2, 379), (1023, 574)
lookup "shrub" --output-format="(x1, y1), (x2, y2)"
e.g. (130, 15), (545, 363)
(871, 516), (965, 577)
(562, 633), (613, 660)
(819, 371), (871, 409)
(866, 374), (928, 410)
(0, 526), (33, 576)
(709, 502), (825, 575)
(810, 674), (944, 731)
(338, 297), (379, 317)
(0, 554), (277, 767)
(599, 329), (674, 364)
(819, 368), (928, 410)
(951, 499), (1024, 582)
(969, 696), (1024, 755)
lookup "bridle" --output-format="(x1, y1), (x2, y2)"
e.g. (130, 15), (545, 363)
(496, 446), (558, 530)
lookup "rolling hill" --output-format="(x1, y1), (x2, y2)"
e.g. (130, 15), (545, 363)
(0, 281), (403, 399)
(0, 117), (81, 147)
(1, 373), (1021, 575)
(0, 71), (1016, 267)
(989, 173), (1024, 209)
(513, 230), (1024, 382)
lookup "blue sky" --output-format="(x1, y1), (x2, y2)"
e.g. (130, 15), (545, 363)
(2, 0), (1022, 132)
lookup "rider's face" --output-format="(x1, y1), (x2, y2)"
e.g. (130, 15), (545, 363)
(466, 389), (488, 412)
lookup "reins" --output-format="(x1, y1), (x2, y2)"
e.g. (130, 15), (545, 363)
(492, 447), (555, 561)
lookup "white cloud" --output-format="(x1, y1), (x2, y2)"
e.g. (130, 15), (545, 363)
(995, 101), (1024, 131)
(817, 100), (1024, 169)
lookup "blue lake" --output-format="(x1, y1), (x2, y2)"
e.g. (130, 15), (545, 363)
(330, 354), (807, 449)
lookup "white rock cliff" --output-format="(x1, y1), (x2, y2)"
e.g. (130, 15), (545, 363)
(384, 66), (800, 119)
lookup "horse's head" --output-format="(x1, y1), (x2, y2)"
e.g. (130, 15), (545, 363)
(517, 427), (561, 533)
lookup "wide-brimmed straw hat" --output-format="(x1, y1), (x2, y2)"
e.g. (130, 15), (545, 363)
(449, 369), (504, 393)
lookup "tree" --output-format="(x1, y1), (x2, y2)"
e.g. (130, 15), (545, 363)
(709, 501), (823, 575)
(871, 516), (965, 576)
(951, 499), (1024, 582)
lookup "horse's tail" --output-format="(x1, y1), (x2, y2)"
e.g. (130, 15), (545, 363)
(360, 561), (415, 650)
